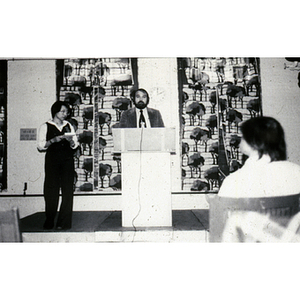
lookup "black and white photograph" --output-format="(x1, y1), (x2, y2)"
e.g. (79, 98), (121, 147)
(2, 57), (300, 243)
(1, 2), (299, 300)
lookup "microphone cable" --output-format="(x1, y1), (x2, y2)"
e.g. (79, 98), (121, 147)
(131, 125), (144, 241)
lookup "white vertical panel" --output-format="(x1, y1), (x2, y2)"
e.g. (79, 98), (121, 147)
(7, 59), (56, 194)
(260, 58), (300, 164)
(137, 58), (181, 191)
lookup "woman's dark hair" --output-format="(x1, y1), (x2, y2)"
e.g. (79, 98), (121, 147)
(51, 101), (70, 118)
(241, 116), (287, 161)
(130, 88), (150, 105)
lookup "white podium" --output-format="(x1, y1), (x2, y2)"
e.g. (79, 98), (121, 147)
(113, 128), (176, 228)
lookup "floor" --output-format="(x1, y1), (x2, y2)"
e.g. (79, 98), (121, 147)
(20, 210), (209, 242)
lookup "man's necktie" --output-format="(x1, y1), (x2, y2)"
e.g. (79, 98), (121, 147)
(139, 109), (146, 128)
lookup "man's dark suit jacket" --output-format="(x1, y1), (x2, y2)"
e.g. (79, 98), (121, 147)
(119, 107), (164, 128)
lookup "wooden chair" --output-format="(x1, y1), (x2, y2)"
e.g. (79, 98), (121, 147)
(221, 210), (300, 242)
(0, 207), (22, 242)
(207, 194), (300, 242)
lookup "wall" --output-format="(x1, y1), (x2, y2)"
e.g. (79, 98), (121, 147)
(137, 58), (181, 191)
(3, 57), (300, 197)
(260, 58), (300, 164)
(7, 59), (56, 194)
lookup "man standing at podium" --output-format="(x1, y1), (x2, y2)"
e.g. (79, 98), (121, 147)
(119, 88), (164, 128)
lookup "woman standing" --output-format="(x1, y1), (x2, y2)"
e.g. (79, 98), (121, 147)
(37, 101), (78, 230)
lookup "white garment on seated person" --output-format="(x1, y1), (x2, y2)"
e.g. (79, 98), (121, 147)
(218, 155), (300, 198)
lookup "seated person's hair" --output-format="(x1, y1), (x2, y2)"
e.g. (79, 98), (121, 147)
(241, 116), (287, 161)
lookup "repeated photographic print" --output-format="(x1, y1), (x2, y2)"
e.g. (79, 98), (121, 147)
(179, 57), (261, 192)
(57, 58), (134, 192)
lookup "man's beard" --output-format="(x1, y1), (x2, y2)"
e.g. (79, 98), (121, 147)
(135, 101), (147, 109)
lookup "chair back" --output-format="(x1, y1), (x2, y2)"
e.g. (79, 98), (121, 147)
(207, 194), (300, 242)
(0, 207), (22, 242)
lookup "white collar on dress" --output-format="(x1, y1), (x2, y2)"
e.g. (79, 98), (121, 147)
(47, 119), (69, 131)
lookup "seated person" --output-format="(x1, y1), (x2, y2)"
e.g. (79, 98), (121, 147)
(218, 116), (300, 198)
(119, 88), (164, 128)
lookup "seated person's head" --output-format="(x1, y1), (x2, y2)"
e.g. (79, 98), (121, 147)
(240, 116), (286, 161)
(130, 88), (149, 109)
